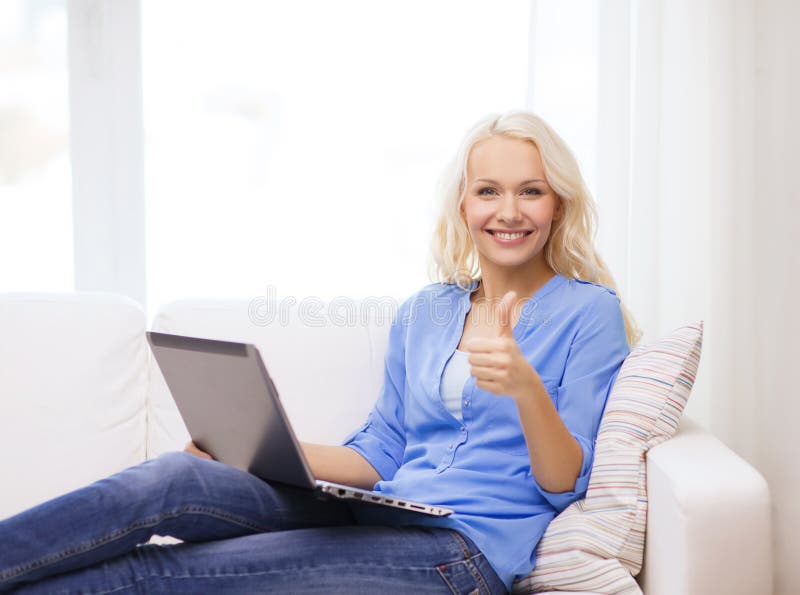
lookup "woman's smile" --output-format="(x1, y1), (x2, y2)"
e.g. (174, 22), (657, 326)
(486, 229), (534, 245)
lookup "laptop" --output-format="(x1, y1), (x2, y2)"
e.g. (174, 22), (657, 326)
(146, 331), (453, 517)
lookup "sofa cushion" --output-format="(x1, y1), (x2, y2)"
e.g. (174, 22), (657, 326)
(0, 292), (149, 520)
(511, 322), (703, 595)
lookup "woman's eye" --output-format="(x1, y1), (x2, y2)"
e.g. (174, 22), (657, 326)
(478, 187), (543, 197)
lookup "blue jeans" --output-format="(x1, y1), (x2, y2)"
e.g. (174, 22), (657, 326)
(0, 452), (507, 594)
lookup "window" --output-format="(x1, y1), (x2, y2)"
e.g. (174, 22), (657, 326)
(528, 0), (598, 195)
(141, 0), (531, 320)
(0, 0), (73, 292)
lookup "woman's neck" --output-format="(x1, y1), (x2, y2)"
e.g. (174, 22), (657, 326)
(473, 268), (556, 304)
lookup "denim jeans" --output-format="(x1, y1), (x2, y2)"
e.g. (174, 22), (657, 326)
(0, 451), (507, 594)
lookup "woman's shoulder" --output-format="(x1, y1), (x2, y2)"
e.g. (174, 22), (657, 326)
(552, 277), (623, 324)
(561, 276), (619, 303)
(392, 282), (465, 325)
(400, 281), (466, 305)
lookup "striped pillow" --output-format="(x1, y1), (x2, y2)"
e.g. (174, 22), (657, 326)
(511, 322), (704, 595)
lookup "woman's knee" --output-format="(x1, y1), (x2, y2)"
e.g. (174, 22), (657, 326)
(150, 450), (209, 476)
(139, 450), (213, 491)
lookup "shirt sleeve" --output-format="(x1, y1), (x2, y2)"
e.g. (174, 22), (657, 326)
(340, 296), (410, 483)
(533, 289), (630, 513)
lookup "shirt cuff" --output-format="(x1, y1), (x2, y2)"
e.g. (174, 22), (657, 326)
(341, 422), (400, 483)
(534, 433), (594, 513)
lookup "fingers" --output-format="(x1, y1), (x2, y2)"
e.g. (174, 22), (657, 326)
(471, 366), (506, 384)
(496, 291), (516, 331)
(184, 441), (214, 460)
(193, 448), (214, 461)
(462, 336), (512, 353)
(466, 352), (510, 367)
(474, 378), (499, 392)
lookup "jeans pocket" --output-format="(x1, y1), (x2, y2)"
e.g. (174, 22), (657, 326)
(436, 554), (492, 594)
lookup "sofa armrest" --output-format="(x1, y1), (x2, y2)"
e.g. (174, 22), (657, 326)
(639, 415), (772, 595)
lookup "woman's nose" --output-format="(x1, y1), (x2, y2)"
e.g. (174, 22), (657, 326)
(497, 194), (522, 222)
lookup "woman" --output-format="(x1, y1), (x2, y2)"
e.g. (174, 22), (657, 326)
(0, 110), (639, 594)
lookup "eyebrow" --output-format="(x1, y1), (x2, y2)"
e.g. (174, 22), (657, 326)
(473, 178), (545, 186)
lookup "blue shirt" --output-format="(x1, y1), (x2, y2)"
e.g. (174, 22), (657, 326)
(341, 273), (630, 591)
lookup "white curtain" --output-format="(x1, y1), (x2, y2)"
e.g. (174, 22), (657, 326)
(593, 0), (755, 435)
(531, 1), (799, 593)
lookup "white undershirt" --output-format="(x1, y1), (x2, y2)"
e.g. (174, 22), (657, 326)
(439, 349), (471, 421)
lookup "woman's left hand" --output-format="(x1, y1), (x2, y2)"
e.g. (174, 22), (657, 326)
(461, 290), (540, 402)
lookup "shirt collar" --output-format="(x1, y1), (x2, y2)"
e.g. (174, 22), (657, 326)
(463, 273), (566, 303)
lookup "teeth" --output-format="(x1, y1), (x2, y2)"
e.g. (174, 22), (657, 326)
(494, 232), (527, 240)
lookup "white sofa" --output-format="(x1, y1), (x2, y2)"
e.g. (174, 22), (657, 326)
(0, 292), (773, 594)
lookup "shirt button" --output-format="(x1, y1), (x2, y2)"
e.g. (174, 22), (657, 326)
(448, 443), (454, 450)
(464, 399), (470, 406)
(460, 426), (465, 432)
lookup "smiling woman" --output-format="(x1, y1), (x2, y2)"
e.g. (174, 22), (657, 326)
(0, 110), (635, 595)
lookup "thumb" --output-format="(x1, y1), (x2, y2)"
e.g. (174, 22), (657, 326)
(496, 291), (516, 336)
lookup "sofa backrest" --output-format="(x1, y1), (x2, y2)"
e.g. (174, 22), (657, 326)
(146, 297), (396, 459)
(0, 292), (149, 520)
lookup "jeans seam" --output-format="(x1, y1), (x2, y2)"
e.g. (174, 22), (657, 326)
(0, 505), (272, 582)
(436, 566), (460, 595)
(86, 565), (457, 594)
(449, 529), (471, 559)
(447, 530), (492, 594)
(469, 554), (492, 595)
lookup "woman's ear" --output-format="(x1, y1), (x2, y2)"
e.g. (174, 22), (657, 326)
(553, 199), (564, 221)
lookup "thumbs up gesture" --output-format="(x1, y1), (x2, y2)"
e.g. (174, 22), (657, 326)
(461, 290), (540, 402)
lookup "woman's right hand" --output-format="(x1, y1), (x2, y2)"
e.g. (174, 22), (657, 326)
(184, 440), (214, 460)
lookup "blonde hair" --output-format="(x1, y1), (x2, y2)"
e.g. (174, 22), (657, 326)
(426, 110), (643, 346)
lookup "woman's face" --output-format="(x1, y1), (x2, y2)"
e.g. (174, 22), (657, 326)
(461, 135), (562, 275)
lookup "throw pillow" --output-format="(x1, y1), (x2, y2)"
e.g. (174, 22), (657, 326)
(511, 322), (704, 594)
